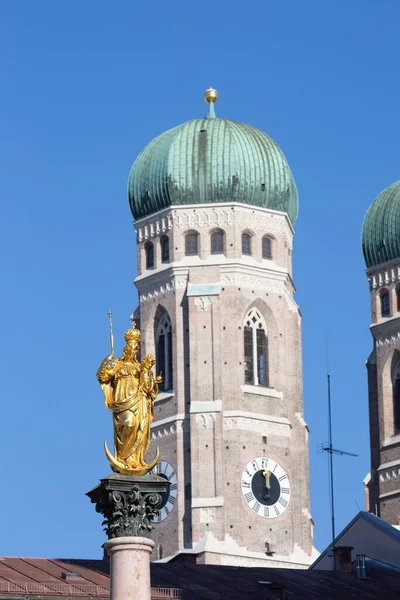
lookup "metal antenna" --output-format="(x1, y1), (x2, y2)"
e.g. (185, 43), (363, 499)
(317, 334), (358, 547)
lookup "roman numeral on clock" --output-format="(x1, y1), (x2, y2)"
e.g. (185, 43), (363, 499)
(279, 497), (288, 508)
(264, 506), (269, 518)
(169, 495), (176, 505)
(279, 475), (287, 481)
(244, 492), (254, 503)
(252, 501), (260, 513)
(281, 487), (290, 495)
(274, 505), (280, 516)
(242, 481), (251, 488)
(170, 483), (178, 491)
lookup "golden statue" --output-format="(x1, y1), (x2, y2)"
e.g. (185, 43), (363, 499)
(96, 316), (161, 476)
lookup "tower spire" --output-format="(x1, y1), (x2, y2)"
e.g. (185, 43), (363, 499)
(204, 86), (218, 118)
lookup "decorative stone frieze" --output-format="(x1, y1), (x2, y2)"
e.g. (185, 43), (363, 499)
(367, 263), (400, 291)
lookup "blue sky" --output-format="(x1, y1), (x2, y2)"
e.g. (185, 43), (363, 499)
(1, 0), (399, 558)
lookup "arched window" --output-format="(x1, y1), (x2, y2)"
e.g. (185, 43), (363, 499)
(145, 242), (154, 270)
(392, 354), (400, 434)
(381, 290), (390, 317)
(242, 233), (252, 256)
(244, 307), (269, 387)
(185, 232), (199, 256)
(394, 373), (400, 434)
(211, 230), (224, 254)
(161, 236), (170, 263)
(262, 236), (273, 259)
(156, 312), (173, 392)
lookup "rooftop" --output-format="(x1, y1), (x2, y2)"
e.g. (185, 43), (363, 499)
(1, 555), (400, 600)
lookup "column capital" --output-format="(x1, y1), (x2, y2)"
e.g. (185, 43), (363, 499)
(87, 473), (169, 539)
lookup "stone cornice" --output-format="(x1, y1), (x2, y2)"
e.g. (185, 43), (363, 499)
(367, 260), (400, 291)
(370, 315), (400, 345)
(133, 202), (294, 236)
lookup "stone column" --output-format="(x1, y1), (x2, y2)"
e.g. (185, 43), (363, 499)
(87, 474), (169, 600)
(105, 537), (154, 600)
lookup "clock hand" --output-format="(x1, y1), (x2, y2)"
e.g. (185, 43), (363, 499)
(263, 469), (271, 499)
(263, 469), (271, 488)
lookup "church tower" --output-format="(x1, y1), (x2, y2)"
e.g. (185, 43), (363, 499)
(128, 89), (315, 567)
(362, 181), (400, 525)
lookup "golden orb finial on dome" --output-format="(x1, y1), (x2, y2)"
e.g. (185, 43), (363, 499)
(204, 87), (218, 103)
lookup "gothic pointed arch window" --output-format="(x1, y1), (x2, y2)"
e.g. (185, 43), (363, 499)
(381, 289), (390, 318)
(392, 353), (400, 434)
(145, 241), (154, 270)
(244, 307), (269, 387)
(155, 312), (173, 392)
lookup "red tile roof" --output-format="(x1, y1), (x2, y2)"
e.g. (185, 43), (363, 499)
(1, 556), (400, 599)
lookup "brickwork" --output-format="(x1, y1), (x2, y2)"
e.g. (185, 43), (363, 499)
(134, 202), (315, 566)
(365, 259), (400, 525)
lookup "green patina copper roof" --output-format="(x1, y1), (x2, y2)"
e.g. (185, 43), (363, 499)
(362, 181), (400, 268)
(128, 103), (298, 223)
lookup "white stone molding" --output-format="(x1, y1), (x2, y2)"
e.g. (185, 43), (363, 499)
(194, 296), (215, 312)
(200, 508), (216, 523)
(196, 413), (216, 428)
(192, 497), (224, 508)
(135, 267), (189, 302)
(241, 384), (283, 399)
(135, 213), (173, 242)
(379, 487), (400, 499)
(220, 263), (287, 294)
(155, 391), (174, 404)
(190, 400), (223, 413)
(223, 410), (291, 436)
(371, 316), (400, 345)
(367, 261), (400, 291)
(134, 203), (293, 246)
(157, 532), (317, 568)
(150, 413), (186, 439)
(383, 433), (400, 448)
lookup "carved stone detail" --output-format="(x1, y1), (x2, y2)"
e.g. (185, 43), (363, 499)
(223, 416), (291, 436)
(368, 264), (400, 291)
(196, 413), (216, 428)
(194, 296), (215, 311)
(139, 276), (188, 302)
(220, 273), (284, 293)
(86, 474), (169, 539)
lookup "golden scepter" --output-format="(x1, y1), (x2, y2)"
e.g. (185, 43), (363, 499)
(108, 309), (114, 355)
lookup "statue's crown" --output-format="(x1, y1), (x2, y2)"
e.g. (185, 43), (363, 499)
(124, 321), (141, 343)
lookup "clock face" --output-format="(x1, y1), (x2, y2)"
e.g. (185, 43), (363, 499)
(241, 457), (290, 519)
(150, 460), (178, 523)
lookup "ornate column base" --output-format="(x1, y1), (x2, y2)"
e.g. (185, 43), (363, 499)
(105, 537), (154, 600)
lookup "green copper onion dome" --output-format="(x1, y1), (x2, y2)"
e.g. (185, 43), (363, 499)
(362, 180), (400, 268)
(128, 88), (298, 223)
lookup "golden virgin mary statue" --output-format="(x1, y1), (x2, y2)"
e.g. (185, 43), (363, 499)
(96, 319), (161, 475)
